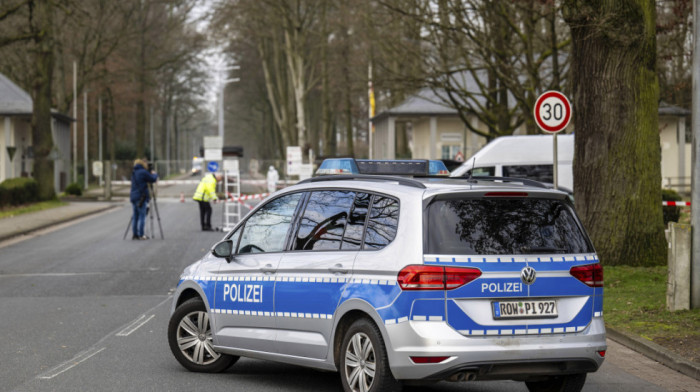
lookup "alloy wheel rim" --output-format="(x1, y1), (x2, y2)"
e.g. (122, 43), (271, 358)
(176, 310), (220, 365)
(344, 332), (376, 392)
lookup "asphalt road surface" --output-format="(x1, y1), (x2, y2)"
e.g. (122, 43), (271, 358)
(1, 199), (698, 392)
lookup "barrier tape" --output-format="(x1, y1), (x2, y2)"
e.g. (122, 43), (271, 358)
(227, 193), (269, 202)
(225, 192), (269, 210)
(111, 180), (277, 186)
(663, 201), (691, 207)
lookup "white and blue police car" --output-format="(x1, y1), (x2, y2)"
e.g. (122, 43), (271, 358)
(168, 159), (605, 392)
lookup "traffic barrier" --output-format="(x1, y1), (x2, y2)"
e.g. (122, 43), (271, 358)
(663, 201), (691, 207)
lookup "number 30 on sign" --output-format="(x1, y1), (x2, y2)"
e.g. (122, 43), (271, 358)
(534, 91), (571, 134)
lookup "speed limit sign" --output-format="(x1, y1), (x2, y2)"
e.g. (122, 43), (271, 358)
(534, 91), (571, 133)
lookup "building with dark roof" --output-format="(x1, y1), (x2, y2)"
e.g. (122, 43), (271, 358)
(372, 87), (691, 192)
(0, 72), (72, 192)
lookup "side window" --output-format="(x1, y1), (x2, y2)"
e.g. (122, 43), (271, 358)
(468, 166), (494, 177)
(341, 193), (370, 250)
(238, 193), (302, 254)
(364, 196), (399, 250)
(294, 190), (356, 251)
(503, 164), (553, 183)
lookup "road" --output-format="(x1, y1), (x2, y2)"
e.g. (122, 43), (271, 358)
(0, 198), (698, 392)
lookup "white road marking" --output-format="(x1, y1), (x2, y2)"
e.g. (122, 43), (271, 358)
(38, 347), (106, 380)
(116, 314), (155, 336)
(35, 296), (172, 381)
(0, 272), (108, 278)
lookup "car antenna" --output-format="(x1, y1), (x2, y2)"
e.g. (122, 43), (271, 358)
(467, 157), (477, 183)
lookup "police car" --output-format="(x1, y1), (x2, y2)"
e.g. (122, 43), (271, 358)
(168, 159), (605, 392)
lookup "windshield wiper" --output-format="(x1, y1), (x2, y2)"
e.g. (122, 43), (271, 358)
(521, 246), (567, 253)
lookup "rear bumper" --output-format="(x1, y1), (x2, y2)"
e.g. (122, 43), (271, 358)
(384, 316), (606, 381)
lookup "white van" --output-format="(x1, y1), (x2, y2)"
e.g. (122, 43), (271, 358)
(450, 134), (574, 190)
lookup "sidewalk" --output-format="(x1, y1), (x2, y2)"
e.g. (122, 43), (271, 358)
(0, 200), (121, 242)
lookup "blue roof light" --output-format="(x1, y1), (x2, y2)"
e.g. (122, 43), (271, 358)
(316, 158), (359, 175)
(316, 158), (450, 176)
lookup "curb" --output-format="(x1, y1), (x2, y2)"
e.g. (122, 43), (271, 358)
(606, 327), (700, 381)
(0, 204), (121, 243)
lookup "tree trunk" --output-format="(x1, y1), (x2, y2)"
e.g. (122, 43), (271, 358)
(563, 0), (666, 266)
(285, 29), (307, 150)
(30, 0), (56, 200)
(135, 3), (147, 158)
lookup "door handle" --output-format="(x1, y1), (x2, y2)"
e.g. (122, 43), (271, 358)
(328, 264), (349, 274)
(260, 264), (276, 274)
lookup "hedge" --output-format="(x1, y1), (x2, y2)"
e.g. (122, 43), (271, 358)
(0, 177), (40, 208)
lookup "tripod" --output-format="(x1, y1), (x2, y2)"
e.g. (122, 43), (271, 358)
(123, 183), (164, 240)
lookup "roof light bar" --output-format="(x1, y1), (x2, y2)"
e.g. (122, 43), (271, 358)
(316, 158), (450, 177)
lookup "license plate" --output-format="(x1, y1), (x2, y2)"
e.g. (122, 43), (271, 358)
(492, 299), (558, 319)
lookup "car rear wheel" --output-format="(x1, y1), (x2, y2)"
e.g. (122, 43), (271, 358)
(339, 318), (401, 392)
(525, 373), (587, 392)
(168, 297), (238, 373)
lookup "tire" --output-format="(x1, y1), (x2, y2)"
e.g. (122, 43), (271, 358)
(167, 297), (238, 373)
(339, 318), (401, 392)
(525, 373), (587, 392)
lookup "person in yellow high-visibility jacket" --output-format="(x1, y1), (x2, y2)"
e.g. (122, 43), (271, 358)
(193, 172), (223, 231)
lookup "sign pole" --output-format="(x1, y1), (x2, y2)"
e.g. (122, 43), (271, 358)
(553, 133), (558, 189)
(533, 91), (571, 191)
(690, 0), (700, 309)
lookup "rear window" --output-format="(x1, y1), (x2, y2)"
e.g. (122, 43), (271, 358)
(426, 197), (592, 255)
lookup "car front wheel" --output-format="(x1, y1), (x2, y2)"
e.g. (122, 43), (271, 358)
(339, 318), (401, 392)
(167, 297), (238, 373)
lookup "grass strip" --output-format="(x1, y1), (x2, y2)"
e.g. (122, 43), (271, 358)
(0, 200), (68, 219)
(605, 265), (700, 339)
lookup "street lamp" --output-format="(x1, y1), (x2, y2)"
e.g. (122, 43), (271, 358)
(218, 76), (240, 147)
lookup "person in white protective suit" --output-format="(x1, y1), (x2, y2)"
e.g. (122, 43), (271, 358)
(267, 165), (279, 194)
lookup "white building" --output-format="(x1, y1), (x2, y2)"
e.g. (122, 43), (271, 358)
(0, 73), (72, 193)
(372, 89), (690, 193)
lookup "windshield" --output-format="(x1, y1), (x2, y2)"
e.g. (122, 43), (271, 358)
(425, 197), (593, 255)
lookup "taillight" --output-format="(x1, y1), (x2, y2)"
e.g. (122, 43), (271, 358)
(569, 263), (604, 287)
(398, 265), (481, 290)
(444, 267), (482, 289)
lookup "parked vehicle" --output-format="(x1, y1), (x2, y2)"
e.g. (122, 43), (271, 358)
(191, 157), (204, 176)
(168, 159), (605, 392)
(451, 134), (574, 190)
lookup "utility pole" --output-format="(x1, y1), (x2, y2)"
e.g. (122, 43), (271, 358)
(218, 77), (240, 147)
(98, 97), (102, 186)
(691, 0), (700, 309)
(215, 64), (240, 147)
(72, 61), (77, 183)
(368, 63), (374, 159)
(150, 107), (154, 162)
(83, 91), (88, 190)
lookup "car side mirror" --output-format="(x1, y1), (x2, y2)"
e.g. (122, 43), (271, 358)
(212, 239), (234, 263)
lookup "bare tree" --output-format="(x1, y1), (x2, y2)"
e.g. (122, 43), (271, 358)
(379, 0), (570, 138)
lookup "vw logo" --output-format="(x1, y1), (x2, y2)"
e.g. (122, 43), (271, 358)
(521, 266), (537, 285)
